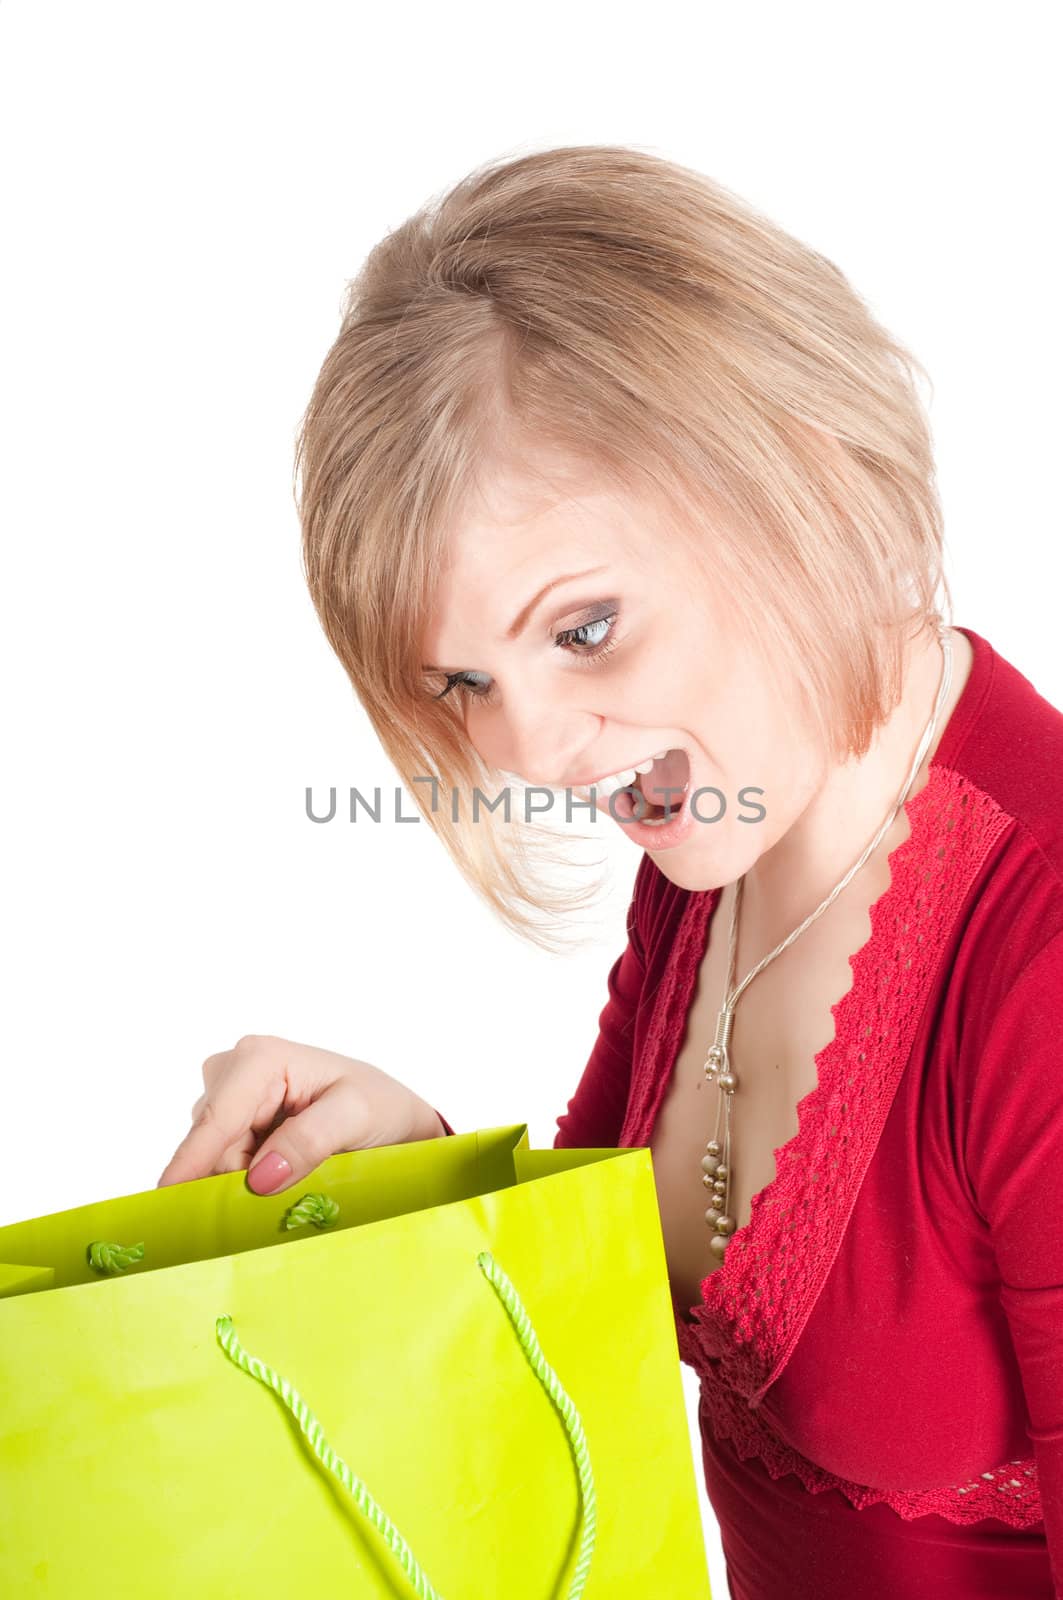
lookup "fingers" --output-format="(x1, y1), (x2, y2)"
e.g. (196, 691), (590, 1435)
(246, 1078), (370, 1195)
(156, 1052), (288, 1188)
(156, 1039), (381, 1195)
(171, 1097), (270, 1178)
(215, 1140), (257, 1174)
(214, 1099), (289, 1176)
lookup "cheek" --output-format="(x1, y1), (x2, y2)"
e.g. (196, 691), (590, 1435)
(463, 710), (507, 768)
(611, 630), (697, 715)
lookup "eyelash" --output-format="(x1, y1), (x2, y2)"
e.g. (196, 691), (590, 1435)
(433, 611), (621, 704)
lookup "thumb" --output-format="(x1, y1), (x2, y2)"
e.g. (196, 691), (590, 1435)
(247, 1080), (367, 1195)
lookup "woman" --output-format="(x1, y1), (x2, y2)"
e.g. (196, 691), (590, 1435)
(157, 145), (1063, 1597)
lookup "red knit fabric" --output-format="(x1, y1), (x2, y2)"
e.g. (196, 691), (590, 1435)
(437, 625), (1063, 1598)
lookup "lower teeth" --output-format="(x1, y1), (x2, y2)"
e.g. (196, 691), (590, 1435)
(636, 789), (688, 826)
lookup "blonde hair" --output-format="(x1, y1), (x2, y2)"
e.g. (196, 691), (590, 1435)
(294, 143), (951, 950)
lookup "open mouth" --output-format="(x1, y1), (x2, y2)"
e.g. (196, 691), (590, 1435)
(610, 747), (691, 824)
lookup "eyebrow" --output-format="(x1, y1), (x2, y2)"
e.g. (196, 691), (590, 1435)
(421, 565), (609, 673)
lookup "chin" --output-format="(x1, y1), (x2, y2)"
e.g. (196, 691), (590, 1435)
(640, 847), (728, 895)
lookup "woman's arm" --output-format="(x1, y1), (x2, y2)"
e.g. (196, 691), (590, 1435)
(551, 914), (647, 1149)
(553, 859), (650, 1150)
(965, 927), (1063, 1594)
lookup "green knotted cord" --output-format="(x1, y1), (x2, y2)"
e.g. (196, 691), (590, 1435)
(84, 1190), (339, 1275)
(215, 1249), (598, 1599)
(87, 1239), (145, 1274)
(281, 1192), (339, 1230)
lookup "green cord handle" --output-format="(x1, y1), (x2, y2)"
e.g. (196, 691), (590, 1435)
(216, 1249), (597, 1599)
(86, 1195), (598, 1597)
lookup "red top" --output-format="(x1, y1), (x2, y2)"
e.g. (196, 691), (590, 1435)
(437, 625), (1063, 1599)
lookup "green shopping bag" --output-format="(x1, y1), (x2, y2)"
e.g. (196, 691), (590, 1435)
(0, 1124), (711, 1598)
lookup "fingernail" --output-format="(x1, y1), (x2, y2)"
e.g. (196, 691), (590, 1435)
(247, 1151), (292, 1194)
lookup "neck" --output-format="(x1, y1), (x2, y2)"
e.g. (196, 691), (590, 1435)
(742, 623), (965, 931)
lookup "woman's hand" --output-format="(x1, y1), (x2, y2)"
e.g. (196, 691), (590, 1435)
(155, 1034), (445, 1195)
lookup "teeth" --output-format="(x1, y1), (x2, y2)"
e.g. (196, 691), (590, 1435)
(576, 748), (679, 796)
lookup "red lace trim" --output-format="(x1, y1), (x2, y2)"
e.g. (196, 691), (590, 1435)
(694, 1373), (1041, 1527)
(623, 763), (1040, 1527)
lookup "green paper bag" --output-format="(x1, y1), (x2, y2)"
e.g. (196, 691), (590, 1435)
(0, 1124), (712, 1598)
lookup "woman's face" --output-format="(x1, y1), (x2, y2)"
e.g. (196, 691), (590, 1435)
(419, 455), (827, 893)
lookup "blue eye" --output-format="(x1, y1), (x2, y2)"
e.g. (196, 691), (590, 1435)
(432, 609), (621, 704)
(558, 616), (613, 651)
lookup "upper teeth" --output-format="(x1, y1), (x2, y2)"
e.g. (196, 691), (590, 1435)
(588, 749), (671, 795)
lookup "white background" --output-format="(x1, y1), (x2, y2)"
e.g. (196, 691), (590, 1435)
(1, 4), (1059, 1591)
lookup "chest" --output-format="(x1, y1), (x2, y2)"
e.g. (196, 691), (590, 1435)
(648, 871), (892, 1316)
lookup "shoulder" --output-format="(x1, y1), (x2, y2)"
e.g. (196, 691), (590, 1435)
(945, 627), (1063, 892)
(929, 630), (1063, 1028)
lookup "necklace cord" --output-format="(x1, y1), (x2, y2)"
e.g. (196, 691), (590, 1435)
(700, 624), (955, 1263)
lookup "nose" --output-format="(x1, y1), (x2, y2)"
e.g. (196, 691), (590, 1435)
(484, 683), (601, 789)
